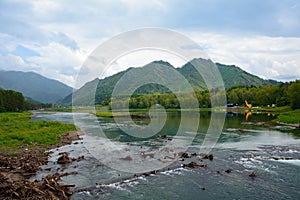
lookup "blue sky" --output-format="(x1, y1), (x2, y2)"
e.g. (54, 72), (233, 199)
(0, 0), (299, 87)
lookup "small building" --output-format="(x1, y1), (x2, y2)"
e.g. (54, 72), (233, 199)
(226, 103), (238, 107)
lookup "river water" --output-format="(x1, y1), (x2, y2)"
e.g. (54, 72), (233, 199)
(32, 111), (300, 199)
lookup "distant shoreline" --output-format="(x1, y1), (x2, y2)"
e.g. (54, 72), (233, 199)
(42, 105), (300, 126)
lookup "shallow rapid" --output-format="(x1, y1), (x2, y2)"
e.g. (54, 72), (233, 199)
(32, 111), (300, 199)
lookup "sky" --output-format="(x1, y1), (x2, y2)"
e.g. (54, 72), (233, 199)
(0, 0), (300, 88)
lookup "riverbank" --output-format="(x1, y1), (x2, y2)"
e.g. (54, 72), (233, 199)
(94, 111), (150, 119)
(247, 107), (300, 126)
(44, 105), (300, 127)
(0, 112), (82, 199)
(272, 109), (300, 129)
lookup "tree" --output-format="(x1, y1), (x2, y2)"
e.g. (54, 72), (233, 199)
(0, 89), (4, 112)
(0, 89), (27, 112)
(288, 80), (300, 110)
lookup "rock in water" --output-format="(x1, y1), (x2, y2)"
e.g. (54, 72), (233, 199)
(57, 152), (72, 164)
(249, 172), (257, 177)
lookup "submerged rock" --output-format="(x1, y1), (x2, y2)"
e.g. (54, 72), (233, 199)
(57, 152), (72, 164)
(120, 155), (133, 161)
(202, 154), (214, 161)
(249, 172), (257, 177)
(180, 152), (191, 158)
(143, 173), (150, 176)
(183, 161), (205, 168)
(157, 134), (167, 139)
(57, 152), (84, 164)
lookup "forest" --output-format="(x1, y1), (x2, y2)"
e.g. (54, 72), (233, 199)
(0, 89), (27, 112)
(108, 80), (300, 110)
(0, 88), (53, 112)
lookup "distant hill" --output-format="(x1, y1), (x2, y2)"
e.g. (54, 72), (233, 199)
(0, 71), (72, 103)
(178, 59), (279, 89)
(64, 58), (280, 106)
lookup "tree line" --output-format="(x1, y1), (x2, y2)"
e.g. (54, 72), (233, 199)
(227, 80), (300, 109)
(106, 80), (300, 110)
(0, 89), (27, 112)
(0, 88), (53, 112)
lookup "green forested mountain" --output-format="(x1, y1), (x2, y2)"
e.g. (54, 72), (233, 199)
(0, 71), (72, 103)
(216, 63), (279, 89)
(65, 58), (280, 106)
(178, 59), (278, 90)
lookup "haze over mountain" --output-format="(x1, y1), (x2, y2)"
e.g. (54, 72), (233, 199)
(0, 71), (72, 104)
(61, 58), (279, 106)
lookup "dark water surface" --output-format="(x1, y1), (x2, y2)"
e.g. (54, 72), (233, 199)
(32, 111), (300, 199)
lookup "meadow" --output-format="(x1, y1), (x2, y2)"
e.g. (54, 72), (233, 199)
(0, 112), (76, 152)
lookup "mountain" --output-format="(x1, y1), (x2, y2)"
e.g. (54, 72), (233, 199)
(0, 71), (72, 103)
(178, 59), (279, 89)
(64, 58), (280, 106)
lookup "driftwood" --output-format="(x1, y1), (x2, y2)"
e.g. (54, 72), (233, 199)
(0, 137), (84, 200)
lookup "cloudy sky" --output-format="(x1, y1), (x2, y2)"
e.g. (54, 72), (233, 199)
(0, 0), (299, 88)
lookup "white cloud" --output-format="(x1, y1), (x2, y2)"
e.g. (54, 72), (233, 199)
(0, 54), (29, 71)
(0, 0), (299, 89)
(30, 0), (60, 16)
(26, 42), (87, 87)
(187, 32), (300, 81)
(103, 49), (186, 78)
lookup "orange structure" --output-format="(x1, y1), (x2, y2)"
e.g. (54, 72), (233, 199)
(245, 100), (252, 108)
(245, 110), (252, 121)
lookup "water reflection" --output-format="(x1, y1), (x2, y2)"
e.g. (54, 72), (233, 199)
(31, 111), (300, 200)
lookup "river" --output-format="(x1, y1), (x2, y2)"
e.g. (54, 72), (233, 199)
(32, 111), (300, 199)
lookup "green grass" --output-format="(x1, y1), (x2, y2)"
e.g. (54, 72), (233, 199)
(44, 107), (73, 112)
(94, 111), (149, 118)
(45, 106), (94, 112)
(94, 111), (117, 118)
(254, 106), (292, 113)
(0, 112), (76, 152)
(250, 106), (300, 124)
(274, 109), (300, 124)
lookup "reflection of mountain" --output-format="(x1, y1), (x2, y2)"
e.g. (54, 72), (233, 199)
(61, 58), (280, 106)
(0, 71), (72, 103)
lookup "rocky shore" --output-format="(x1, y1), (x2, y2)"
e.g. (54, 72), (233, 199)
(0, 130), (83, 200)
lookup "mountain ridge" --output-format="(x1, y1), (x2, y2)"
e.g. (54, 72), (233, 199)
(0, 70), (72, 104)
(66, 58), (280, 106)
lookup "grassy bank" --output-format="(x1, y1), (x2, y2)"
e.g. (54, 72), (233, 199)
(94, 111), (120, 118)
(252, 106), (292, 113)
(0, 112), (76, 152)
(274, 109), (300, 124)
(246, 106), (300, 124)
(0, 112), (81, 199)
(94, 111), (149, 118)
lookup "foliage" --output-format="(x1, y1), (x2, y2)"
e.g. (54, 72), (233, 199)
(288, 80), (300, 110)
(94, 111), (147, 118)
(0, 89), (28, 112)
(226, 83), (290, 107)
(254, 106), (291, 113)
(44, 107), (73, 112)
(0, 88), (55, 112)
(275, 109), (300, 124)
(94, 111), (117, 118)
(61, 59), (299, 112)
(0, 112), (76, 151)
(65, 59), (280, 106)
(107, 81), (298, 109)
